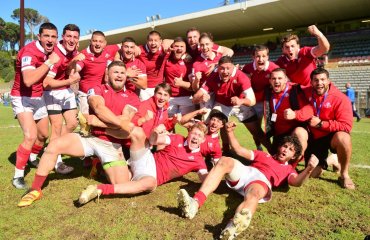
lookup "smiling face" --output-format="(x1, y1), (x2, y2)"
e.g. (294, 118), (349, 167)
(187, 30), (200, 49)
(218, 62), (234, 82)
(199, 36), (214, 58)
(269, 70), (288, 93)
(311, 73), (330, 96)
(282, 39), (299, 60)
(62, 30), (79, 53)
(38, 29), (58, 54)
(147, 33), (162, 54)
(275, 142), (296, 163)
(122, 41), (136, 60)
(187, 127), (206, 150)
(172, 41), (186, 60)
(253, 49), (269, 71)
(154, 87), (170, 108)
(90, 34), (107, 55)
(208, 117), (224, 134)
(108, 65), (127, 91)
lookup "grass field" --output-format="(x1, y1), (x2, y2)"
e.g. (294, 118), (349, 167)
(0, 105), (369, 240)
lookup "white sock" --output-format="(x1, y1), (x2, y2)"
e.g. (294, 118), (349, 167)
(14, 168), (25, 178)
(55, 155), (63, 169)
(29, 153), (38, 162)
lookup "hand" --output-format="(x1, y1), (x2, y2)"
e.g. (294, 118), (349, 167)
(134, 45), (141, 56)
(307, 154), (319, 169)
(172, 113), (182, 124)
(205, 63), (216, 76)
(144, 110), (154, 122)
(48, 52), (60, 65)
(68, 69), (81, 84)
(198, 107), (209, 115)
(154, 124), (167, 134)
(194, 72), (202, 82)
(308, 116), (321, 127)
(307, 25), (323, 38)
(284, 108), (296, 120)
(126, 66), (141, 78)
(230, 96), (242, 106)
(201, 93), (210, 103)
(225, 121), (237, 132)
(72, 53), (85, 62)
(174, 74), (184, 87)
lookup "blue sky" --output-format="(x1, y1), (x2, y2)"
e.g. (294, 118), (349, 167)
(1, 0), (226, 37)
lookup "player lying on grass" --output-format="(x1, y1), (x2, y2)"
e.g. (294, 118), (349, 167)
(77, 122), (209, 206)
(17, 61), (138, 207)
(177, 121), (319, 240)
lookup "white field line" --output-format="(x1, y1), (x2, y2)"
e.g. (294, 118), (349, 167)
(351, 164), (370, 169)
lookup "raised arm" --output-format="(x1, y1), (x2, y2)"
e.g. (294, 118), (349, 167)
(226, 121), (253, 159)
(308, 25), (330, 57)
(288, 154), (319, 187)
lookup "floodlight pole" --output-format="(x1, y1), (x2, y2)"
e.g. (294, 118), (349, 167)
(20, 0), (25, 49)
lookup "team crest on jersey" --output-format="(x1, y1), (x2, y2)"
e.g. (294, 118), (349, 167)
(178, 143), (182, 147)
(208, 142), (213, 148)
(121, 93), (128, 97)
(105, 53), (110, 58)
(21, 56), (32, 66)
(188, 156), (194, 160)
(266, 74), (270, 78)
(90, 57), (94, 61)
(324, 102), (332, 108)
(233, 79), (237, 84)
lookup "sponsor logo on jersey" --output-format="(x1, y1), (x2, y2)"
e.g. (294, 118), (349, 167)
(21, 56), (32, 66)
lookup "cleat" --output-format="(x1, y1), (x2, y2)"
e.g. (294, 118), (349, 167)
(78, 185), (102, 205)
(78, 112), (90, 137)
(220, 209), (252, 240)
(55, 162), (74, 175)
(29, 159), (39, 168)
(256, 145), (263, 151)
(12, 177), (28, 189)
(18, 189), (42, 207)
(177, 189), (199, 219)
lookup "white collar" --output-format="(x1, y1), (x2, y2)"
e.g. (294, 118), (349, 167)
(200, 51), (216, 61)
(57, 42), (67, 56)
(36, 41), (47, 54)
(253, 60), (270, 71)
(183, 140), (200, 153)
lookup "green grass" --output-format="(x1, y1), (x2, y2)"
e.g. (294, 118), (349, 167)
(0, 105), (369, 240)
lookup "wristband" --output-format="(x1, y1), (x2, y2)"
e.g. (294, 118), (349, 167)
(44, 59), (53, 68)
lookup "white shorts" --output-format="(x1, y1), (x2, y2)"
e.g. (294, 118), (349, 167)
(44, 88), (77, 114)
(128, 147), (157, 181)
(168, 96), (196, 117)
(78, 134), (126, 165)
(139, 88), (155, 101)
(226, 159), (272, 203)
(214, 102), (256, 122)
(10, 95), (48, 120)
(77, 91), (89, 114)
(252, 102), (264, 119)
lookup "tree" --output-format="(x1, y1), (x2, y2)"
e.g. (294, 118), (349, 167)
(3, 22), (20, 53)
(11, 8), (49, 41)
(0, 17), (5, 50)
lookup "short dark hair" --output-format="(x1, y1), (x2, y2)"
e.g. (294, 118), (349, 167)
(39, 22), (57, 35)
(186, 27), (200, 36)
(147, 30), (162, 40)
(121, 37), (136, 44)
(108, 61), (126, 71)
(271, 67), (287, 75)
(281, 34), (300, 47)
(218, 56), (234, 65)
(154, 82), (172, 96)
(277, 135), (302, 160)
(253, 45), (269, 56)
(310, 67), (329, 80)
(173, 36), (186, 44)
(199, 32), (214, 42)
(92, 31), (105, 38)
(63, 24), (80, 35)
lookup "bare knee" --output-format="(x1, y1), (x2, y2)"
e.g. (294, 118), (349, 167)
(216, 157), (235, 172)
(292, 127), (308, 141)
(130, 126), (146, 142)
(332, 132), (351, 150)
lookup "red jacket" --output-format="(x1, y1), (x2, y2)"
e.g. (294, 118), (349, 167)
(303, 83), (353, 139)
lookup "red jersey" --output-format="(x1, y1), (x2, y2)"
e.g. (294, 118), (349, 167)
(11, 41), (49, 97)
(48, 42), (78, 90)
(154, 134), (207, 186)
(122, 57), (147, 92)
(132, 97), (174, 139)
(164, 57), (192, 97)
(275, 46), (317, 87)
(267, 82), (313, 136)
(202, 68), (252, 106)
(77, 44), (120, 93)
(303, 83), (353, 139)
(251, 150), (297, 188)
(200, 132), (222, 161)
(87, 84), (140, 144)
(138, 45), (169, 88)
(188, 43), (220, 60)
(242, 61), (279, 102)
(192, 52), (223, 87)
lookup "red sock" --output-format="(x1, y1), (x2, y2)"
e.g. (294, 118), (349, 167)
(15, 144), (31, 170)
(193, 191), (207, 208)
(97, 184), (115, 195)
(31, 144), (43, 154)
(31, 174), (47, 190)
